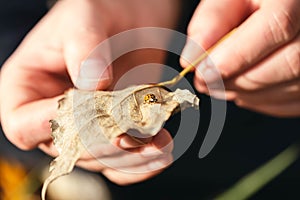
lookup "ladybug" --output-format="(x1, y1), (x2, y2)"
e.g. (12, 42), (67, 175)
(144, 93), (158, 104)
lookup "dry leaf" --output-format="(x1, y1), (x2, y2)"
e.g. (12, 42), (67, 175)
(42, 85), (199, 200)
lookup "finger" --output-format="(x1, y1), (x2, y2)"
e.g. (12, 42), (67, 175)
(80, 128), (172, 160)
(1, 60), (69, 150)
(180, 0), (253, 67)
(101, 166), (166, 186)
(193, 32), (300, 98)
(235, 100), (300, 118)
(117, 134), (153, 149)
(83, 129), (173, 168)
(77, 151), (172, 172)
(143, 128), (174, 155)
(77, 153), (173, 176)
(78, 129), (173, 170)
(193, 72), (237, 101)
(195, 0), (300, 84)
(233, 80), (300, 117)
(64, 30), (113, 91)
(234, 79), (300, 104)
(39, 141), (59, 157)
(1, 96), (61, 150)
(118, 128), (173, 151)
(224, 34), (300, 91)
(114, 154), (173, 173)
(57, 0), (113, 91)
(79, 143), (123, 160)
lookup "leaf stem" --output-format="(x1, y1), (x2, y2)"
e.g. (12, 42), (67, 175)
(158, 29), (236, 87)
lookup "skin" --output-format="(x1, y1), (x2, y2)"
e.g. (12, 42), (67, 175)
(181, 0), (300, 117)
(1, 0), (299, 186)
(0, 0), (179, 185)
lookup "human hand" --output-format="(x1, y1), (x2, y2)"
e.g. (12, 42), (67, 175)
(74, 129), (173, 185)
(0, 0), (178, 184)
(181, 0), (300, 117)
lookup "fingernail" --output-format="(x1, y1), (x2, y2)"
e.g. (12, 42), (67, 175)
(119, 138), (129, 149)
(119, 136), (145, 149)
(196, 58), (220, 83)
(76, 59), (112, 90)
(181, 37), (205, 67)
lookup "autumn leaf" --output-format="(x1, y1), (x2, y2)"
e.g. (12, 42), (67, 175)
(42, 85), (199, 200)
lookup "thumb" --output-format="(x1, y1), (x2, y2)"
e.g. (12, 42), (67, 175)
(180, 0), (253, 68)
(64, 30), (113, 91)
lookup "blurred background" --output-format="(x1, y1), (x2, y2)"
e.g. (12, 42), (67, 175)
(1, 1), (300, 200)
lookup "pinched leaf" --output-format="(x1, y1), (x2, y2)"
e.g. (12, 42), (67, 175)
(42, 85), (199, 200)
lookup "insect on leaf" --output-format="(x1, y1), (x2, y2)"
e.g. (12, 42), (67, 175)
(41, 84), (199, 200)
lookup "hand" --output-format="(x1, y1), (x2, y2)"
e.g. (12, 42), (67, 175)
(41, 128), (173, 185)
(76, 129), (173, 185)
(0, 0), (178, 184)
(181, 0), (300, 117)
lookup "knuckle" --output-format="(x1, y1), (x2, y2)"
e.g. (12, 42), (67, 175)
(2, 116), (35, 150)
(268, 9), (299, 44)
(284, 43), (300, 78)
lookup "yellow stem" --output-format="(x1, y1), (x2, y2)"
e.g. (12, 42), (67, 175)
(158, 28), (236, 87)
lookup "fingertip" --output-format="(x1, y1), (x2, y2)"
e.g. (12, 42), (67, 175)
(152, 129), (173, 153)
(179, 56), (194, 70)
(194, 59), (219, 90)
(180, 34), (206, 70)
(38, 141), (59, 157)
(194, 78), (208, 94)
(147, 154), (173, 171)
